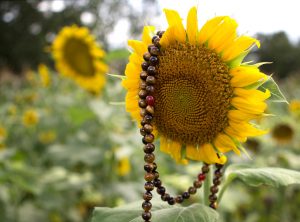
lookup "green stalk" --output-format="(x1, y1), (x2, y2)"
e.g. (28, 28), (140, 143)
(203, 165), (212, 206)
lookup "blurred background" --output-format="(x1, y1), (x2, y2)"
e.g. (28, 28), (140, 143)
(0, 0), (300, 222)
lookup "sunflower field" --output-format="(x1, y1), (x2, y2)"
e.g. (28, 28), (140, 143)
(1, 1), (300, 222)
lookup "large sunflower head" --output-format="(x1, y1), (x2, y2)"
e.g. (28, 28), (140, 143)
(123, 7), (270, 165)
(52, 25), (108, 93)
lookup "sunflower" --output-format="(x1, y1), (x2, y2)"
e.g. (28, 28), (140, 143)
(52, 25), (108, 93)
(271, 123), (294, 144)
(22, 109), (39, 127)
(38, 63), (51, 87)
(123, 7), (270, 165)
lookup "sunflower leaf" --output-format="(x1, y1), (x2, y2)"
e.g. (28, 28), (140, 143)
(224, 165), (300, 187)
(91, 201), (219, 222)
(107, 73), (126, 80)
(258, 76), (288, 103)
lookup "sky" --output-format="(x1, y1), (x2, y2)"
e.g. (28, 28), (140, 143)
(109, 0), (300, 48)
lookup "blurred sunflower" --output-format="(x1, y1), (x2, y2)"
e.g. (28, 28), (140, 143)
(52, 25), (108, 93)
(289, 100), (300, 114)
(271, 123), (294, 144)
(38, 63), (51, 87)
(123, 7), (270, 164)
(117, 157), (131, 176)
(0, 126), (7, 142)
(22, 109), (39, 127)
(38, 131), (57, 144)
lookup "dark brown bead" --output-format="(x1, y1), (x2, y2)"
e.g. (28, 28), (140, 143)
(213, 178), (221, 186)
(150, 46), (160, 56)
(182, 192), (190, 199)
(144, 153), (155, 163)
(140, 128), (146, 136)
(142, 62), (149, 71)
(140, 81), (147, 90)
(144, 182), (154, 191)
(146, 76), (156, 85)
(168, 197), (175, 205)
(209, 202), (217, 209)
(146, 105), (155, 115)
(175, 195), (184, 203)
(215, 163), (223, 169)
(152, 162), (157, 171)
(210, 186), (219, 193)
(153, 171), (159, 179)
(148, 44), (155, 52)
(143, 192), (152, 201)
(142, 137), (148, 145)
(142, 211), (151, 220)
(140, 71), (148, 80)
(147, 66), (157, 76)
(149, 56), (158, 65)
(188, 187), (197, 195)
(144, 134), (154, 143)
(142, 201), (152, 211)
(143, 124), (153, 133)
(153, 38), (160, 47)
(157, 31), (165, 38)
(143, 143), (155, 153)
(141, 119), (147, 126)
(144, 163), (155, 172)
(153, 179), (162, 187)
(143, 115), (153, 123)
(193, 180), (202, 189)
(202, 165), (210, 173)
(143, 52), (151, 61)
(152, 35), (159, 44)
(146, 85), (155, 94)
(214, 170), (223, 178)
(161, 193), (170, 201)
(140, 109), (146, 117)
(209, 194), (217, 202)
(144, 173), (155, 182)
(157, 186), (166, 195)
(139, 90), (148, 99)
(139, 99), (147, 108)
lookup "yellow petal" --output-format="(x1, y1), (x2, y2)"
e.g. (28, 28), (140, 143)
(160, 26), (176, 48)
(214, 133), (241, 155)
(225, 126), (247, 142)
(160, 136), (171, 154)
(229, 121), (268, 137)
(202, 143), (224, 164)
(230, 66), (268, 87)
(198, 16), (227, 44)
(128, 40), (147, 56)
(234, 88), (271, 101)
(208, 17), (238, 53)
(142, 26), (155, 45)
(129, 53), (143, 66)
(169, 140), (183, 163)
(164, 9), (186, 43)
(227, 110), (258, 122)
(124, 62), (140, 78)
(231, 97), (267, 114)
(186, 7), (198, 45)
(222, 36), (260, 61)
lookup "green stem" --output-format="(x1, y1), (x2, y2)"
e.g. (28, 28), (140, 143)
(203, 165), (212, 206)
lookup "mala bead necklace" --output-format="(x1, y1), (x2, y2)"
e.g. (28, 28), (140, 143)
(139, 31), (225, 222)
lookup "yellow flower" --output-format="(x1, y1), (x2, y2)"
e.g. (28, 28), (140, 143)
(38, 64), (51, 87)
(38, 131), (56, 144)
(52, 25), (108, 93)
(0, 127), (7, 142)
(289, 100), (300, 113)
(123, 7), (270, 164)
(8, 105), (17, 116)
(22, 109), (39, 127)
(117, 157), (131, 176)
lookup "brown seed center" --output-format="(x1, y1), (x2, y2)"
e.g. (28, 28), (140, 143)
(154, 43), (233, 145)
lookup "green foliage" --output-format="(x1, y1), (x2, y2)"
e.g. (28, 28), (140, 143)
(92, 201), (219, 222)
(259, 76), (288, 103)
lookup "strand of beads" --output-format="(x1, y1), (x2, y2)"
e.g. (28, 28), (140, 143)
(140, 31), (163, 222)
(208, 164), (224, 209)
(153, 163), (210, 205)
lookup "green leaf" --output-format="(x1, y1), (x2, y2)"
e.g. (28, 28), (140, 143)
(91, 201), (219, 222)
(258, 76), (288, 103)
(225, 165), (300, 187)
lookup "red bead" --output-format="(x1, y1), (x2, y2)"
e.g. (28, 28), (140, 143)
(198, 173), (206, 181)
(146, 96), (155, 106)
